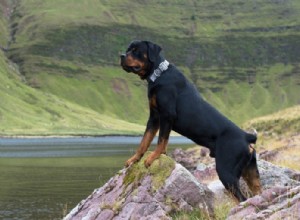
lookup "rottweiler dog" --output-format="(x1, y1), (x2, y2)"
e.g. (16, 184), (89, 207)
(120, 40), (261, 201)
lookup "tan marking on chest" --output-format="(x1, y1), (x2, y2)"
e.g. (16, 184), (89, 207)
(150, 95), (157, 109)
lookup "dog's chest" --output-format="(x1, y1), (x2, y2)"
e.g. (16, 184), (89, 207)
(149, 94), (157, 109)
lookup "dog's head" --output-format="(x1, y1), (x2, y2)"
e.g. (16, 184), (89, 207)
(120, 40), (162, 80)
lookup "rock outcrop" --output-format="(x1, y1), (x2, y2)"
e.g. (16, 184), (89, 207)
(65, 147), (300, 220)
(227, 160), (300, 219)
(172, 146), (300, 219)
(64, 152), (214, 220)
(171, 147), (213, 172)
(227, 185), (300, 219)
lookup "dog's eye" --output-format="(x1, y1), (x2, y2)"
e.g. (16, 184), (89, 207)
(131, 48), (138, 53)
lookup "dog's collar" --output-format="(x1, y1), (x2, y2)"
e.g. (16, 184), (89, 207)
(148, 60), (169, 82)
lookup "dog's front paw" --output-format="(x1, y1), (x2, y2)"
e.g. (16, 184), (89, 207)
(144, 151), (160, 168)
(125, 154), (141, 167)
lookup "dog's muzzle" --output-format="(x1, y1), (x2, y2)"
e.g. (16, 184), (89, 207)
(120, 54), (142, 73)
(120, 54), (126, 62)
(120, 54), (131, 73)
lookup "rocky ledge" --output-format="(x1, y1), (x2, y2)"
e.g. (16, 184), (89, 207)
(172, 147), (300, 220)
(228, 185), (300, 219)
(64, 152), (214, 220)
(64, 148), (300, 220)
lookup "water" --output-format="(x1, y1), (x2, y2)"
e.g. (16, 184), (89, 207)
(0, 136), (193, 220)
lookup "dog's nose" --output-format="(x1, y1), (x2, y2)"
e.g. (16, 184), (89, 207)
(120, 54), (126, 59)
(120, 54), (126, 65)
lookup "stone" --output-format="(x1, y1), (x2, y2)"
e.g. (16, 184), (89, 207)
(171, 147), (214, 171)
(227, 161), (300, 220)
(227, 186), (300, 220)
(64, 152), (214, 220)
(171, 147), (300, 219)
(65, 147), (300, 220)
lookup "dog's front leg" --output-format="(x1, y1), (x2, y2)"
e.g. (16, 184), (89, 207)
(144, 117), (172, 167)
(144, 87), (177, 167)
(125, 110), (159, 167)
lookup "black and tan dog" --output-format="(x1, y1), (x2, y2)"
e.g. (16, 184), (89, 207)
(120, 40), (261, 201)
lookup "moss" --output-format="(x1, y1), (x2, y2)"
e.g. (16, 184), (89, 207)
(123, 151), (175, 192)
(99, 202), (111, 210)
(112, 198), (125, 214)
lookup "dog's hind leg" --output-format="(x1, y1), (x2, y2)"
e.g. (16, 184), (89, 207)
(215, 141), (250, 202)
(216, 164), (247, 202)
(241, 146), (262, 195)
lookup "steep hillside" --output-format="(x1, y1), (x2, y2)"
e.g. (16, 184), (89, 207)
(0, 50), (144, 136)
(0, 2), (144, 136)
(1, 0), (300, 134)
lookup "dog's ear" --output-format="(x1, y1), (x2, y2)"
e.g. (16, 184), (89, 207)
(144, 41), (162, 62)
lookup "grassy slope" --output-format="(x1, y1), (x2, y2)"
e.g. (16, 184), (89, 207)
(0, 50), (144, 136)
(1, 0), (300, 135)
(0, 5), (144, 136)
(244, 105), (300, 170)
(244, 105), (300, 135)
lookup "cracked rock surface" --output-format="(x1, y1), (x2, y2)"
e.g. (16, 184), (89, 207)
(172, 147), (300, 219)
(64, 153), (214, 220)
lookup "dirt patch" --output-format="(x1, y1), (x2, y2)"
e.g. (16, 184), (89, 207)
(111, 78), (131, 98)
(0, 0), (12, 18)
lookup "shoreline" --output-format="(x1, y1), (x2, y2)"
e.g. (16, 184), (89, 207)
(0, 134), (193, 147)
(0, 133), (143, 139)
(0, 134), (143, 139)
(0, 131), (181, 139)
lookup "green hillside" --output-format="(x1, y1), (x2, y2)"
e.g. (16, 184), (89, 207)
(0, 0), (300, 135)
(0, 49), (144, 136)
(244, 105), (300, 136)
(0, 2), (144, 136)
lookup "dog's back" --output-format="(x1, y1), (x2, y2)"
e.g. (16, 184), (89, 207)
(150, 64), (244, 148)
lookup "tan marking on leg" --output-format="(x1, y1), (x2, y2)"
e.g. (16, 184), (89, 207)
(242, 166), (262, 195)
(249, 144), (255, 154)
(125, 128), (158, 167)
(144, 138), (168, 167)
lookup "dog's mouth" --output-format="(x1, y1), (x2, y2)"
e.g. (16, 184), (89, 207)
(121, 64), (142, 74)
(120, 55), (143, 73)
(120, 54), (149, 80)
(126, 65), (142, 73)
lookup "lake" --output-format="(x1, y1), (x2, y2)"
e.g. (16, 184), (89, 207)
(0, 136), (194, 220)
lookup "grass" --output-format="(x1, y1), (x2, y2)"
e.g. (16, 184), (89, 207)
(123, 152), (175, 191)
(274, 147), (300, 170)
(244, 105), (300, 136)
(171, 199), (235, 220)
(171, 209), (210, 220)
(243, 105), (300, 170)
(0, 50), (144, 136)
